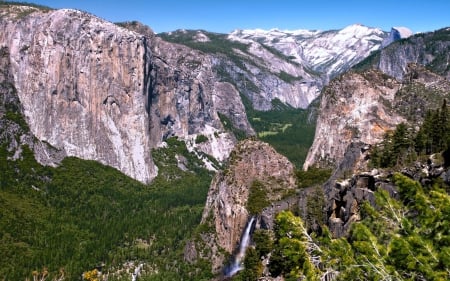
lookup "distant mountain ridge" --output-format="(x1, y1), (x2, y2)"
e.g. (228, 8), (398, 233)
(229, 24), (388, 81)
(355, 26), (450, 80)
(305, 27), (450, 171)
(160, 24), (412, 111)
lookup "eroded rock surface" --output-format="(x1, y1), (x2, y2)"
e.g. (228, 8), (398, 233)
(0, 6), (254, 182)
(197, 139), (296, 273)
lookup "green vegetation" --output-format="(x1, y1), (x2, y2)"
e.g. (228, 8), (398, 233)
(195, 134), (208, 144)
(0, 0), (52, 10)
(371, 100), (450, 168)
(295, 167), (332, 189)
(217, 112), (247, 141)
(352, 50), (381, 72)
(243, 96), (318, 168)
(394, 82), (449, 122)
(259, 43), (300, 66)
(305, 186), (326, 232)
(277, 70), (302, 83)
(238, 172), (450, 280)
(0, 134), (214, 280)
(269, 211), (320, 280)
(0, 1), (52, 18)
(246, 181), (270, 215)
(158, 30), (248, 56)
(158, 30), (251, 70)
(252, 229), (273, 258)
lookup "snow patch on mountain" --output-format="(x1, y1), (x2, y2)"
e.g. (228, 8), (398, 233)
(229, 24), (388, 81)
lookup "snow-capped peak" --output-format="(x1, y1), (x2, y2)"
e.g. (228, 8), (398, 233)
(338, 24), (384, 37)
(228, 24), (390, 80)
(229, 28), (320, 39)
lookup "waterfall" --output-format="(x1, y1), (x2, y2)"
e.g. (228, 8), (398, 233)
(224, 216), (256, 277)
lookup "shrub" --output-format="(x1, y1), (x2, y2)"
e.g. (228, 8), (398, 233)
(195, 134), (208, 144)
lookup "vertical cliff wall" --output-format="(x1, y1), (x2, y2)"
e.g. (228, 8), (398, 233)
(356, 27), (450, 81)
(197, 139), (296, 272)
(0, 8), (156, 182)
(303, 70), (404, 170)
(0, 6), (254, 182)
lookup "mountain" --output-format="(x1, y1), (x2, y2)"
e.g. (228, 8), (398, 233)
(305, 29), (450, 171)
(2, 1), (450, 281)
(355, 27), (450, 80)
(158, 29), (321, 110)
(230, 24), (387, 81)
(0, 5), (254, 183)
(381, 26), (413, 47)
(0, 3), (401, 183)
(160, 24), (392, 111)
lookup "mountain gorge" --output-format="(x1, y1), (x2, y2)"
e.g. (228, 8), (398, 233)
(229, 24), (387, 81)
(1, 1), (450, 281)
(160, 23), (403, 110)
(0, 5), (255, 183)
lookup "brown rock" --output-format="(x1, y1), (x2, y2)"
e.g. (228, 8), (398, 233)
(199, 139), (296, 272)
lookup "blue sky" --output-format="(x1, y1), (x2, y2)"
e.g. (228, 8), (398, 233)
(10, 0), (450, 33)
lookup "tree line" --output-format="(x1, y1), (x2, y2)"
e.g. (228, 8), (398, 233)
(371, 99), (450, 168)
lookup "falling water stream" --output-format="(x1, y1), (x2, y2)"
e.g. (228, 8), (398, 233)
(224, 216), (256, 277)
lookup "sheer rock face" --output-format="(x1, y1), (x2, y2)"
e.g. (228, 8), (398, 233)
(303, 70), (404, 171)
(145, 36), (254, 161)
(0, 46), (66, 166)
(0, 8), (156, 182)
(0, 6), (253, 182)
(304, 64), (450, 172)
(363, 28), (450, 81)
(200, 139), (296, 272)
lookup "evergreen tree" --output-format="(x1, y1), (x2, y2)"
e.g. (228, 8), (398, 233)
(306, 186), (325, 232)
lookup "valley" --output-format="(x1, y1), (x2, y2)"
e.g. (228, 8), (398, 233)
(0, 1), (449, 281)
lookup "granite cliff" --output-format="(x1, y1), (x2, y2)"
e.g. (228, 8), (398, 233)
(303, 69), (404, 171)
(0, 5), (253, 183)
(0, 45), (65, 166)
(356, 27), (450, 80)
(187, 139), (296, 273)
(305, 63), (450, 172)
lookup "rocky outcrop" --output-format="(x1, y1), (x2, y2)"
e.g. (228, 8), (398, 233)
(381, 27), (413, 47)
(325, 155), (450, 238)
(0, 46), (65, 166)
(303, 70), (404, 171)
(196, 139), (296, 273)
(0, 5), (254, 183)
(145, 36), (254, 161)
(357, 27), (450, 80)
(326, 172), (383, 238)
(304, 63), (450, 173)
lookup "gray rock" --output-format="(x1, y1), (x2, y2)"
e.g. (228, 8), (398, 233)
(329, 217), (344, 238)
(0, 7), (255, 183)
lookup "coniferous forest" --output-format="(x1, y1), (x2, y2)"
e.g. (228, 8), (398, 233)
(1, 1), (450, 280)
